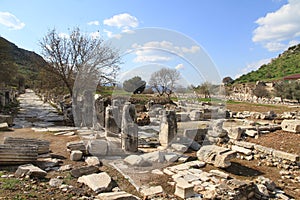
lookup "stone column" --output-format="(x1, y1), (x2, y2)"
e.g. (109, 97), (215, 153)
(105, 105), (121, 137)
(159, 110), (177, 147)
(121, 102), (138, 152)
(94, 97), (109, 128)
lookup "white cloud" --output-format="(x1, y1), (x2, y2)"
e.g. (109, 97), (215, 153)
(132, 41), (200, 56)
(0, 12), (25, 30)
(264, 40), (299, 52)
(235, 58), (271, 79)
(89, 31), (100, 39)
(175, 64), (185, 70)
(103, 29), (122, 39)
(133, 49), (171, 63)
(87, 20), (99, 26)
(131, 41), (200, 63)
(103, 13), (138, 29)
(252, 0), (300, 51)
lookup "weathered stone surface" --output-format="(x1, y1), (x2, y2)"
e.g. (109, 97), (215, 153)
(0, 144), (38, 165)
(85, 156), (102, 166)
(254, 144), (273, 154)
(105, 105), (121, 136)
(0, 114), (13, 126)
(183, 128), (207, 143)
(15, 164), (47, 178)
(281, 119), (300, 133)
(70, 150), (83, 161)
(159, 110), (177, 147)
(226, 127), (244, 140)
(66, 141), (87, 154)
(255, 184), (269, 197)
(49, 178), (63, 187)
(245, 129), (258, 137)
(272, 150), (299, 162)
(86, 139), (108, 156)
(96, 191), (140, 200)
(232, 140), (254, 149)
(197, 145), (236, 168)
(231, 145), (252, 155)
(71, 166), (100, 178)
(0, 123), (9, 131)
(121, 102), (138, 152)
(140, 186), (163, 198)
(189, 110), (203, 121)
(77, 172), (113, 193)
(141, 151), (165, 163)
(209, 169), (230, 179)
(174, 178), (194, 199)
(171, 143), (188, 152)
(124, 155), (150, 166)
(4, 137), (50, 154)
(164, 153), (179, 162)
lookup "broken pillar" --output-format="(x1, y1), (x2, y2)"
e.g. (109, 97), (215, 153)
(121, 102), (138, 152)
(159, 110), (177, 147)
(105, 105), (121, 137)
(94, 97), (110, 128)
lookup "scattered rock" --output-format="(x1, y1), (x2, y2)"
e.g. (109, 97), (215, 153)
(77, 172), (113, 193)
(140, 186), (164, 198)
(15, 164), (47, 178)
(97, 191), (140, 200)
(49, 178), (63, 187)
(70, 150), (83, 161)
(124, 155), (150, 167)
(71, 166), (100, 178)
(85, 156), (102, 166)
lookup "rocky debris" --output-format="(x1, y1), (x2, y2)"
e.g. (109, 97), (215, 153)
(66, 140), (87, 154)
(183, 128), (207, 143)
(70, 150), (83, 161)
(85, 156), (102, 166)
(49, 178), (63, 187)
(124, 155), (150, 167)
(0, 114), (14, 126)
(196, 145), (236, 168)
(140, 186), (164, 199)
(230, 140), (299, 167)
(0, 122), (9, 131)
(96, 191), (140, 200)
(58, 164), (72, 171)
(171, 143), (188, 152)
(77, 172), (113, 193)
(70, 166), (100, 178)
(140, 151), (165, 163)
(281, 119), (300, 133)
(174, 178), (195, 198)
(86, 139), (108, 156)
(15, 164), (47, 178)
(0, 144), (38, 165)
(4, 137), (50, 154)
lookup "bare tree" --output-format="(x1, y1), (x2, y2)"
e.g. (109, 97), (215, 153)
(39, 27), (121, 96)
(149, 68), (180, 97)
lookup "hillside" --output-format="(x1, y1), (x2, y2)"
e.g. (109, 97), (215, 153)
(0, 36), (47, 88)
(235, 43), (300, 83)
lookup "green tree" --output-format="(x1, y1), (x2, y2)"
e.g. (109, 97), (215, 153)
(123, 76), (146, 94)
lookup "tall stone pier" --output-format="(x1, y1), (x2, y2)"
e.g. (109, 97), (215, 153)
(121, 102), (138, 152)
(159, 110), (177, 147)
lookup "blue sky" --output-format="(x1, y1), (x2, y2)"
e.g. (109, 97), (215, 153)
(1, 0), (300, 85)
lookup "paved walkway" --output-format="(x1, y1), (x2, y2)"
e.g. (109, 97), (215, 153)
(13, 89), (63, 128)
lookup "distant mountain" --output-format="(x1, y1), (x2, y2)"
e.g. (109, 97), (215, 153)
(0, 36), (47, 88)
(235, 43), (300, 83)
